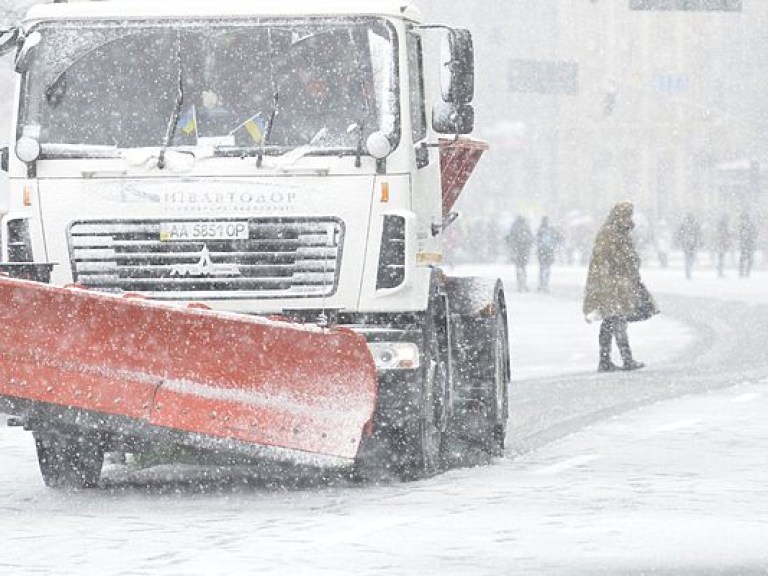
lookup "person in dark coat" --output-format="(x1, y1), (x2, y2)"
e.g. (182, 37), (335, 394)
(584, 202), (659, 372)
(738, 211), (758, 278)
(506, 216), (534, 292)
(677, 213), (702, 280)
(535, 216), (562, 292)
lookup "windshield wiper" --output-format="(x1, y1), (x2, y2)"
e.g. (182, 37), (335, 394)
(350, 121), (365, 168)
(258, 29), (280, 168)
(346, 28), (371, 169)
(158, 31), (184, 170)
(258, 101), (279, 168)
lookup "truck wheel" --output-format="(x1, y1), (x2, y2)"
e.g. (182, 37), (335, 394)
(445, 277), (510, 461)
(482, 294), (510, 457)
(397, 296), (449, 481)
(34, 430), (104, 489)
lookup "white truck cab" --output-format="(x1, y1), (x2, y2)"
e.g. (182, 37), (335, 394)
(1, 0), (469, 315)
(0, 1), (509, 483)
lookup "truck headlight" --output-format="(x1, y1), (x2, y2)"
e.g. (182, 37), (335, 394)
(367, 342), (420, 370)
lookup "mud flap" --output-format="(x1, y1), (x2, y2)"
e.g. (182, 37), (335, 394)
(0, 277), (377, 462)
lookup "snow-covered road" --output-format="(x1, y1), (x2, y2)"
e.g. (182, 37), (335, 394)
(2, 264), (768, 575)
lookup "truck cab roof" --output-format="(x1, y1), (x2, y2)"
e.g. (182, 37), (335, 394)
(24, 0), (423, 25)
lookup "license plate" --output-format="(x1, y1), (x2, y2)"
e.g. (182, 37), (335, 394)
(159, 221), (249, 242)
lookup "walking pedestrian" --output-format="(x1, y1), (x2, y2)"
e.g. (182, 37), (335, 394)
(506, 216), (534, 292)
(677, 213), (702, 280)
(738, 211), (758, 278)
(535, 216), (562, 292)
(584, 202), (659, 372)
(715, 214), (731, 278)
(654, 220), (672, 268)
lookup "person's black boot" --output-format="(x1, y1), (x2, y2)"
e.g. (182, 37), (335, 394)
(619, 346), (645, 370)
(598, 359), (621, 372)
(621, 359), (645, 371)
(613, 319), (644, 371)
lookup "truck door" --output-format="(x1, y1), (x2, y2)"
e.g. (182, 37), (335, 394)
(408, 31), (442, 265)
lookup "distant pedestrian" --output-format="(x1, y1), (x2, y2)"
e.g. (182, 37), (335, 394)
(677, 213), (702, 280)
(506, 216), (534, 292)
(535, 216), (562, 292)
(715, 214), (731, 278)
(654, 220), (672, 268)
(738, 211), (758, 278)
(584, 202), (658, 372)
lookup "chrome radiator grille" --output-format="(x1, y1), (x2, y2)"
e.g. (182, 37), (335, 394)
(67, 218), (343, 299)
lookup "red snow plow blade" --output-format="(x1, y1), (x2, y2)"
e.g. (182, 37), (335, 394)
(0, 276), (377, 464)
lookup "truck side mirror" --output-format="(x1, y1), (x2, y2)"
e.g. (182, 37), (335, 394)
(432, 101), (474, 135)
(1, 147), (8, 172)
(441, 29), (474, 104)
(0, 26), (20, 57)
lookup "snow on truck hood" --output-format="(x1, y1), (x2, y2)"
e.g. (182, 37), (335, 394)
(24, 0), (423, 24)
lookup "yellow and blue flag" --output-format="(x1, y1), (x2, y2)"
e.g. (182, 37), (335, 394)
(243, 113), (266, 144)
(177, 104), (197, 136)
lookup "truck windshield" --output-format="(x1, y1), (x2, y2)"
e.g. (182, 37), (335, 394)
(17, 18), (399, 157)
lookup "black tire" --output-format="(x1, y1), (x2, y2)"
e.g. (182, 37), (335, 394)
(444, 278), (510, 461)
(396, 292), (449, 481)
(34, 430), (104, 489)
(352, 426), (398, 484)
(482, 291), (510, 457)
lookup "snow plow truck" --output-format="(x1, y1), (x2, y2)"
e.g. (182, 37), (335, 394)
(0, 0), (510, 488)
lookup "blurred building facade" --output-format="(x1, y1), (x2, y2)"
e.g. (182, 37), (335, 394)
(421, 0), (768, 249)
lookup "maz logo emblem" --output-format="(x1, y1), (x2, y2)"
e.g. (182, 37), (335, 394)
(169, 246), (241, 277)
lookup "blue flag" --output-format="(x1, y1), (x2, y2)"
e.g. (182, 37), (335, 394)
(243, 113), (266, 144)
(177, 105), (197, 136)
